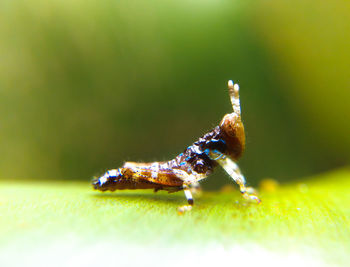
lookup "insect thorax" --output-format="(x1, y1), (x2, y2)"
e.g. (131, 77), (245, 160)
(170, 118), (245, 179)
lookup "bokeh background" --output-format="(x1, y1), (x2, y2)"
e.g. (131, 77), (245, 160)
(1, 0), (349, 188)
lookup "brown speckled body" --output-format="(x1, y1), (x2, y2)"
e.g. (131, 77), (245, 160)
(92, 80), (260, 213)
(93, 119), (245, 193)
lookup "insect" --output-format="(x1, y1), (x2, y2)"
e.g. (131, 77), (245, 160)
(92, 80), (261, 213)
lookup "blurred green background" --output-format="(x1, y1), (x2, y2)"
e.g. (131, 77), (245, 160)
(0, 0), (349, 188)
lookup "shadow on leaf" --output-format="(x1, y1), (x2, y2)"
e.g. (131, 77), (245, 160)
(91, 192), (185, 204)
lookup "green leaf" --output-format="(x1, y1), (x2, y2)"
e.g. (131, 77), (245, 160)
(1, 168), (349, 266)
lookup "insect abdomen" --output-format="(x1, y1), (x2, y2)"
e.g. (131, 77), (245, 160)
(92, 174), (175, 192)
(92, 162), (184, 193)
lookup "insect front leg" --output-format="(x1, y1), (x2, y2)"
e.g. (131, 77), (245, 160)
(187, 181), (201, 196)
(217, 156), (261, 203)
(177, 183), (194, 214)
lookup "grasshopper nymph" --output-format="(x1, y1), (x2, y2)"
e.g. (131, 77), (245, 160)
(92, 80), (261, 213)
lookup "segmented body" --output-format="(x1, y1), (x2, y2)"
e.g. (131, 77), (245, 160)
(93, 126), (224, 192)
(92, 80), (260, 212)
(93, 117), (245, 191)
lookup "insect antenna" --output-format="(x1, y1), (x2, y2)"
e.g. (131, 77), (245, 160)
(228, 80), (241, 117)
